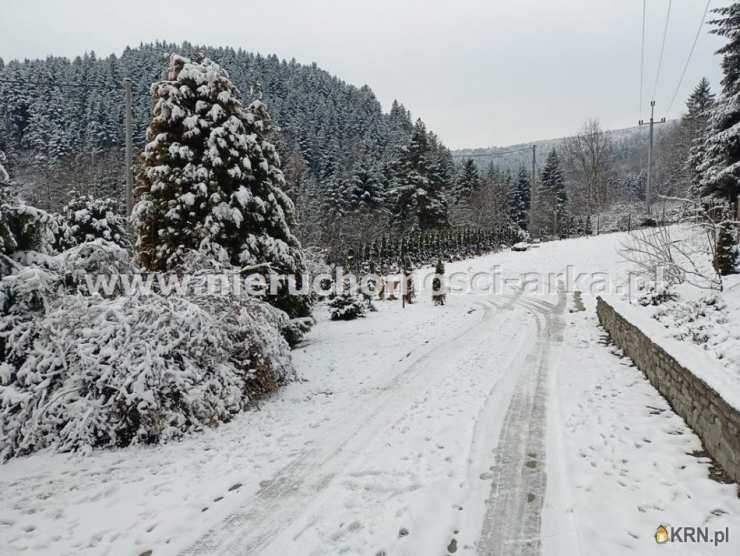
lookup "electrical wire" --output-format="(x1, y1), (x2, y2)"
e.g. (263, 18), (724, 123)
(664, 0), (712, 118)
(652, 0), (673, 100)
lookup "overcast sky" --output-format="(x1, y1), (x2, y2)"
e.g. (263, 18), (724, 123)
(0, 0), (731, 149)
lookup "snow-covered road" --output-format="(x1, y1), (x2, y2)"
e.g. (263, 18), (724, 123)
(181, 289), (567, 556)
(2, 233), (739, 556)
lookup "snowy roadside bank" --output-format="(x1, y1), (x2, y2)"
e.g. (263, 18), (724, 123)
(0, 294), (482, 556)
(600, 295), (740, 413)
(597, 295), (740, 485)
(546, 303), (740, 556)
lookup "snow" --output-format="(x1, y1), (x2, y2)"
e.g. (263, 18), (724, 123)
(550, 312), (740, 555)
(2, 232), (739, 555)
(180, 192), (196, 207)
(607, 225), (740, 412)
(0, 243), (296, 460)
(603, 295), (740, 411)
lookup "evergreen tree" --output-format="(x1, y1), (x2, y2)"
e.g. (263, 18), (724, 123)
(0, 150), (9, 186)
(537, 149), (567, 235)
(687, 78), (717, 120)
(0, 42), (425, 220)
(344, 162), (385, 213)
(55, 193), (129, 250)
(698, 5), (740, 206)
(0, 149), (12, 208)
(456, 158), (481, 199)
(685, 78), (716, 197)
(509, 167), (531, 230)
(392, 119), (448, 231)
(328, 279), (367, 321)
(134, 54), (307, 316)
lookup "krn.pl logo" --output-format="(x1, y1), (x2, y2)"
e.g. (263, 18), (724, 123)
(655, 525), (669, 544)
(655, 523), (729, 546)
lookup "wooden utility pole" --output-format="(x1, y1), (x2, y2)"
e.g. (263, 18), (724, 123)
(639, 100), (666, 214)
(123, 78), (134, 220)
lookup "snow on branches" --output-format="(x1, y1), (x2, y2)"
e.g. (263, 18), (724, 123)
(0, 242), (297, 459)
(134, 55), (303, 275)
(0, 151), (9, 185)
(134, 54), (309, 318)
(55, 193), (129, 251)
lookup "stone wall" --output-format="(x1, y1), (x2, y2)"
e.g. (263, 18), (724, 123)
(596, 296), (740, 484)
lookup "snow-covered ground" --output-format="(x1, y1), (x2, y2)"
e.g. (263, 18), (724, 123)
(2, 232), (739, 556)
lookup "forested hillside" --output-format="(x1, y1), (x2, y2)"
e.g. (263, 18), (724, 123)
(0, 42), (721, 257)
(453, 120), (693, 211)
(0, 42), (456, 248)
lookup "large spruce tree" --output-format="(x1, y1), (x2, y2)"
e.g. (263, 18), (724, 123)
(456, 158), (481, 199)
(537, 149), (567, 235)
(509, 167), (531, 230)
(344, 162), (385, 213)
(134, 54), (308, 314)
(686, 78), (716, 197)
(392, 119), (449, 230)
(698, 5), (740, 206)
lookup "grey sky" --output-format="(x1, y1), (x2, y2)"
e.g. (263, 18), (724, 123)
(0, 0), (731, 149)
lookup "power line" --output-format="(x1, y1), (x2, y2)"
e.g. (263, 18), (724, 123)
(664, 0), (712, 118)
(652, 0), (673, 100)
(640, 0), (647, 119)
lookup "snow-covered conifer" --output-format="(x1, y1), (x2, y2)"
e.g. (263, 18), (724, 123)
(0, 244), (297, 459)
(0, 150), (9, 186)
(392, 119), (448, 231)
(0, 202), (57, 257)
(55, 193), (128, 251)
(685, 79), (716, 198)
(328, 280), (366, 321)
(535, 149), (567, 235)
(344, 162), (385, 213)
(134, 54), (308, 316)
(697, 6), (740, 206)
(456, 159), (481, 200)
(509, 167), (531, 231)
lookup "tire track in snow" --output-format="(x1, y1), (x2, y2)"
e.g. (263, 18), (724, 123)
(478, 290), (565, 556)
(179, 301), (495, 556)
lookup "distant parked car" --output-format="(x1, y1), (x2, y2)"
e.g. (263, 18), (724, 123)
(512, 242), (529, 252)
